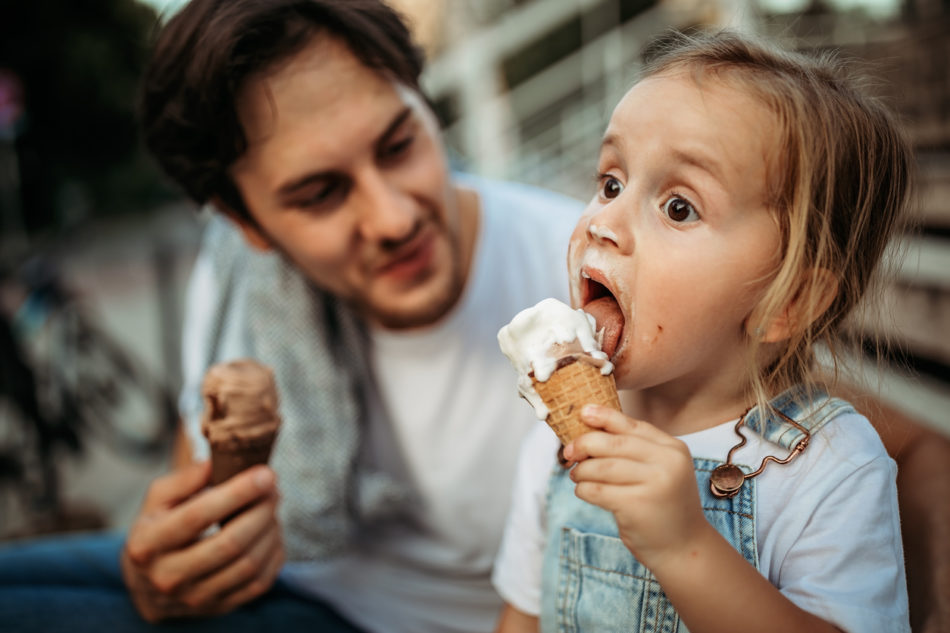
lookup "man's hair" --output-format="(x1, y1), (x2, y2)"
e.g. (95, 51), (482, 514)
(140, 0), (425, 220)
(641, 30), (913, 408)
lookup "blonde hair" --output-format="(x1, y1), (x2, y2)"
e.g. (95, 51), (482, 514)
(641, 30), (913, 412)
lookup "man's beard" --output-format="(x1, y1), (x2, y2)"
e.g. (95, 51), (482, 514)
(359, 236), (466, 330)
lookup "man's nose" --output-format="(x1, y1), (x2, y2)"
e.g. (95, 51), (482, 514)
(355, 170), (419, 243)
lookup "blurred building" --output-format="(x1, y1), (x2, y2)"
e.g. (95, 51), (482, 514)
(2, 0), (946, 542)
(408, 0), (950, 432)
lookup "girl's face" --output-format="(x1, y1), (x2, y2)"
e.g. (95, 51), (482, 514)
(568, 70), (783, 398)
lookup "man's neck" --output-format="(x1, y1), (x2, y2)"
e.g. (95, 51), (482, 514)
(453, 182), (481, 297)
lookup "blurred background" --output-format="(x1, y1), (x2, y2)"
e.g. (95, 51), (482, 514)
(0, 0), (947, 544)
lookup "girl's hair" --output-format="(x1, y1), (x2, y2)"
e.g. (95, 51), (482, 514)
(641, 30), (913, 411)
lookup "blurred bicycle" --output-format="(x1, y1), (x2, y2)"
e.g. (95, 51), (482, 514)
(0, 254), (178, 538)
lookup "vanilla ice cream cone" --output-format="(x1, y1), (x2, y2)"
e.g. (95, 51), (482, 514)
(532, 358), (621, 445)
(499, 298), (622, 446)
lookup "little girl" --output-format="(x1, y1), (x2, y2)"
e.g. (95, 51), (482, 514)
(492, 31), (911, 633)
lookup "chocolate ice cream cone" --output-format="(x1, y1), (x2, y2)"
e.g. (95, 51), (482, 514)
(532, 358), (621, 445)
(209, 434), (276, 486)
(201, 359), (281, 486)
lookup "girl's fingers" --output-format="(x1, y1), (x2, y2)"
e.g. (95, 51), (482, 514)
(564, 405), (678, 462)
(573, 481), (633, 514)
(579, 404), (638, 434)
(581, 405), (674, 444)
(570, 457), (650, 486)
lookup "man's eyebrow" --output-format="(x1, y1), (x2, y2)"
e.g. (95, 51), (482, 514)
(277, 171), (333, 199)
(276, 107), (415, 198)
(376, 107), (413, 148)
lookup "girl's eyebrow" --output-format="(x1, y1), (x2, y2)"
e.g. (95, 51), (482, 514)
(669, 147), (724, 184)
(601, 132), (624, 153)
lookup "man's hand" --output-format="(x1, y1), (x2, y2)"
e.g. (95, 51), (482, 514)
(120, 461), (284, 622)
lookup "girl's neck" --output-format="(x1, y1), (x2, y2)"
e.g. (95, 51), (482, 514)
(621, 380), (754, 436)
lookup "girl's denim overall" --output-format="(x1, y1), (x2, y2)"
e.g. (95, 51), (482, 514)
(539, 389), (854, 633)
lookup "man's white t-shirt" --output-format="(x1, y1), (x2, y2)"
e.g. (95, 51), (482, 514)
(181, 176), (584, 633)
(493, 410), (910, 633)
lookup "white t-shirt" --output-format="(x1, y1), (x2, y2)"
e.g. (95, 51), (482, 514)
(493, 410), (910, 633)
(181, 176), (583, 633)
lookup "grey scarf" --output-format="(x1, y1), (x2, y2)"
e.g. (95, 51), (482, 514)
(199, 217), (408, 560)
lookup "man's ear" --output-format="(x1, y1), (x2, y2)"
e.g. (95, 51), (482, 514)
(210, 196), (272, 252)
(757, 267), (839, 343)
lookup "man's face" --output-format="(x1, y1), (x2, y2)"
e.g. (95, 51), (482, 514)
(228, 36), (467, 330)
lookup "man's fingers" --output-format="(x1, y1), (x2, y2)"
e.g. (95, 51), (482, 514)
(218, 533), (285, 612)
(148, 491), (279, 595)
(125, 462), (213, 566)
(142, 461), (212, 512)
(188, 523), (284, 611)
(133, 466), (276, 562)
(168, 466), (275, 544)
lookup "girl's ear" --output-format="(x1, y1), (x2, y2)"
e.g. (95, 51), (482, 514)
(211, 196), (272, 252)
(757, 268), (839, 343)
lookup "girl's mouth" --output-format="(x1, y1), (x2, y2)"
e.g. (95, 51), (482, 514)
(580, 271), (624, 359)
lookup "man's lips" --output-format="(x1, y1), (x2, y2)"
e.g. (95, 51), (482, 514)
(373, 228), (436, 282)
(580, 270), (625, 359)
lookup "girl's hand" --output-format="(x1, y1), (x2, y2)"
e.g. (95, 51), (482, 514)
(563, 405), (712, 573)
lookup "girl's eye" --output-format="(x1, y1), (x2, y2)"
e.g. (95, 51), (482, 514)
(600, 175), (623, 200)
(662, 196), (699, 223)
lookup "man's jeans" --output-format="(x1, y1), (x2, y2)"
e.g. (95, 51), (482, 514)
(0, 532), (362, 632)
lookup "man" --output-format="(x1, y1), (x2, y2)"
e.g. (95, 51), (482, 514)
(0, 1), (947, 632)
(128, 1), (581, 631)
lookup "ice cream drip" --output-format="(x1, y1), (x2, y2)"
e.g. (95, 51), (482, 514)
(498, 298), (613, 419)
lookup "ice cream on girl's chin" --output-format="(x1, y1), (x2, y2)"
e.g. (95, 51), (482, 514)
(497, 298), (613, 420)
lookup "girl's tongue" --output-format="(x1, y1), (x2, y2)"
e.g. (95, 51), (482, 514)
(583, 295), (624, 359)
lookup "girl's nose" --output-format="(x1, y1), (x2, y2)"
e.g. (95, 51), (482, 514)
(587, 220), (620, 246)
(357, 170), (418, 243)
(583, 201), (632, 255)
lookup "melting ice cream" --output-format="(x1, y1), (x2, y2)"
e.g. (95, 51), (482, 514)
(497, 297), (614, 421)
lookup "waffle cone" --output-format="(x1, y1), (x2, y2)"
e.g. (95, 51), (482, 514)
(209, 434), (276, 486)
(532, 360), (620, 445)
